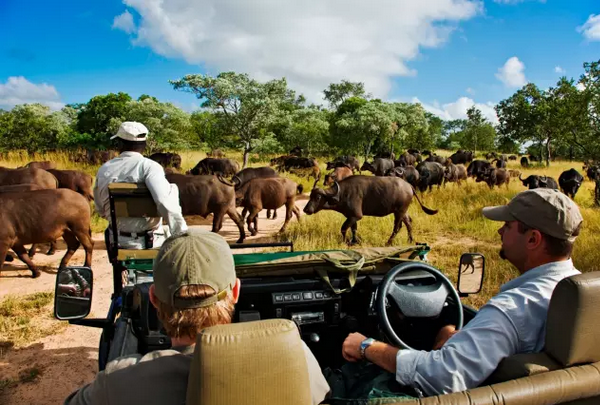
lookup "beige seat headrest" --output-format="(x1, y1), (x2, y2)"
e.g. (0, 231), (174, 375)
(545, 272), (600, 367)
(186, 319), (312, 405)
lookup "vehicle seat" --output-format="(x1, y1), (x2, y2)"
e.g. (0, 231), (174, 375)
(398, 271), (600, 404)
(107, 182), (160, 262)
(186, 318), (312, 405)
(485, 271), (600, 384)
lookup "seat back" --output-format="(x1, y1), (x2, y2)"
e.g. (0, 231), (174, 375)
(107, 183), (159, 262)
(487, 271), (600, 384)
(186, 319), (312, 405)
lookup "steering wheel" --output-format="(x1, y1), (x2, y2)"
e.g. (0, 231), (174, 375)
(376, 262), (463, 350)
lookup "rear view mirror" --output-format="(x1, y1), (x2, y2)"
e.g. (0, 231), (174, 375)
(457, 253), (484, 296)
(54, 267), (93, 320)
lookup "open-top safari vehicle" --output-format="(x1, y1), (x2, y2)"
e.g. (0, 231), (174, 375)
(54, 183), (600, 404)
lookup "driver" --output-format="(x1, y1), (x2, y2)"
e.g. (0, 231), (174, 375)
(63, 229), (330, 405)
(337, 188), (583, 398)
(57, 268), (91, 297)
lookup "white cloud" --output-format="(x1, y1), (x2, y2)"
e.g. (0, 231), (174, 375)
(495, 56), (527, 88)
(414, 96), (498, 125)
(113, 10), (137, 34)
(576, 82), (586, 91)
(554, 66), (566, 74)
(578, 14), (600, 42)
(116, 0), (482, 102)
(0, 76), (64, 110)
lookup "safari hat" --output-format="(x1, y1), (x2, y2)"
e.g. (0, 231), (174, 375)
(110, 121), (148, 142)
(482, 188), (583, 242)
(153, 229), (236, 309)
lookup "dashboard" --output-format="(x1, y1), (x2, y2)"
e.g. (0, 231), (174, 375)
(124, 269), (461, 369)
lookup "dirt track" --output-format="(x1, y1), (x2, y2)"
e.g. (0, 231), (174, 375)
(0, 199), (307, 405)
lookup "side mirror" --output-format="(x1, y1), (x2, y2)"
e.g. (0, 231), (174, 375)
(54, 267), (93, 320)
(457, 253), (485, 297)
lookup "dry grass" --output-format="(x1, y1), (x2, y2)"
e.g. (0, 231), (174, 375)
(0, 292), (66, 353)
(3, 149), (598, 308)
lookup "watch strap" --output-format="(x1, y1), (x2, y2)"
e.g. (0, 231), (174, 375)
(360, 338), (376, 359)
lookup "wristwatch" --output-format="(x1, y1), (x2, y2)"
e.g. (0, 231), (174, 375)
(360, 337), (376, 359)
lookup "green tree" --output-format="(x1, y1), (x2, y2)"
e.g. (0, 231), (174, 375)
(323, 80), (368, 109)
(190, 110), (231, 151)
(278, 107), (329, 155)
(171, 72), (299, 168)
(462, 106), (496, 152)
(76, 92), (132, 148)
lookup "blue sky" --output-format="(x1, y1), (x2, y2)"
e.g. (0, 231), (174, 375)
(1, 0), (599, 123)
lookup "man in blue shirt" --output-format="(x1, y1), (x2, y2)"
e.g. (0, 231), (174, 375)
(340, 188), (583, 397)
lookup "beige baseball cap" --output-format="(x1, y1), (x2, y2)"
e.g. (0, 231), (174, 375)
(482, 188), (583, 242)
(153, 229), (236, 309)
(110, 121), (148, 142)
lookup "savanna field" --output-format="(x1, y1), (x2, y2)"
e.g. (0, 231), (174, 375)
(0, 149), (597, 310)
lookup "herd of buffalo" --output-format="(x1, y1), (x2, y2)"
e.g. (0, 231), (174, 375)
(0, 147), (595, 279)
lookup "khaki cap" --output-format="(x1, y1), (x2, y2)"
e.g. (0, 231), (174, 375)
(153, 229), (236, 309)
(482, 188), (583, 242)
(110, 121), (148, 142)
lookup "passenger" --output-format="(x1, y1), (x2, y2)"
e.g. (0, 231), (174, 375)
(63, 229), (330, 405)
(336, 188), (583, 398)
(94, 121), (187, 257)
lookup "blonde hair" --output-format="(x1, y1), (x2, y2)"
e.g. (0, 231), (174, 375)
(155, 284), (235, 340)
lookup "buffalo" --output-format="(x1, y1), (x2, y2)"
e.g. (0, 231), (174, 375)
(466, 160), (492, 179)
(385, 166), (420, 188)
(508, 169), (522, 178)
(360, 158), (395, 177)
(584, 163), (600, 181)
(485, 152), (497, 160)
(558, 169), (584, 199)
(520, 157), (530, 168)
(47, 169), (94, 202)
(416, 161), (444, 192)
(165, 173), (246, 243)
(0, 167), (58, 189)
(394, 152), (417, 167)
(148, 152), (182, 170)
(421, 150), (432, 157)
(508, 155), (517, 161)
(24, 161), (57, 170)
(491, 158), (507, 169)
(374, 151), (395, 160)
(0, 189), (94, 278)
(189, 158), (240, 177)
(289, 146), (304, 157)
(449, 150), (474, 165)
(303, 176), (438, 245)
(519, 174), (559, 190)
(232, 166), (280, 219)
(324, 166), (353, 186)
(476, 168), (510, 189)
(444, 163), (467, 186)
(235, 178), (302, 236)
(207, 149), (225, 158)
(326, 156), (360, 173)
(272, 156), (321, 188)
(425, 154), (447, 165)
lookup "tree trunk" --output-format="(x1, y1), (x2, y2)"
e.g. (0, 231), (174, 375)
(242, 142), (251, 169)
(545, 138), (551, 167)
(595, 179), (600, 207)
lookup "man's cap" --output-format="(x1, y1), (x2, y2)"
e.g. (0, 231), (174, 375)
(482, 188), (583, 242)
(153, 229), (236, 309)
(110, 121), (148, 142)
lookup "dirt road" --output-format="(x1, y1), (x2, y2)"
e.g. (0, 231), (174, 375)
(0, 199), (307, 405)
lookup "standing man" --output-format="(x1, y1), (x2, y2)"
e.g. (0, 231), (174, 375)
(94, 121), (187, 255)
(337, 188), (583, 398)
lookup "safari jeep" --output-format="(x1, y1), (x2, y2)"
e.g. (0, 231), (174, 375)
(53, 183), (600, 404)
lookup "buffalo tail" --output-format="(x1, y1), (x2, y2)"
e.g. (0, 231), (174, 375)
(411, 185), (438, 215)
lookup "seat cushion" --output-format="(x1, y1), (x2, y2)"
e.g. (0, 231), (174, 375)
(186, 319), (312, 405)
(484, 353), (561, 385)
(545, 272), (600, 367)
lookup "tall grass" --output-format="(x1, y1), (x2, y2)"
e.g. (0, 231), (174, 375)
(3, 150), (598, 307)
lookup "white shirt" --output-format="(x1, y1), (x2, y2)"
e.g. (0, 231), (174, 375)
(395, 259), (580, 396)
(94, 152), (187, 248)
